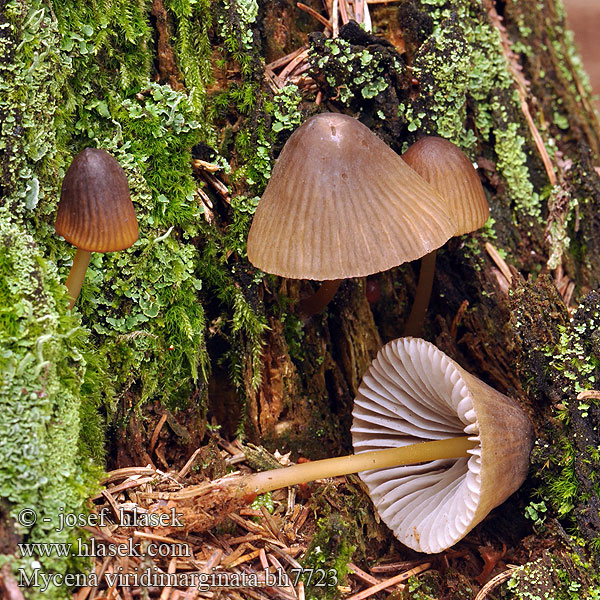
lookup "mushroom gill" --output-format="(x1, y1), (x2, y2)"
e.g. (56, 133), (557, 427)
(352, 337), (534, 554)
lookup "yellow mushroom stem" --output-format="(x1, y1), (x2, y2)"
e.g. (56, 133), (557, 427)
(403, 250), (437, 337)
(239, 435), (476, 495)
(64, 248), (92, 309)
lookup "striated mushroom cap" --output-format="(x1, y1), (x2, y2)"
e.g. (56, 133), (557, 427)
(351, 337), (533, 554)
(402, 137), (489, 236)
(247, 113), (456, 280)
(56, 148), (139, 253)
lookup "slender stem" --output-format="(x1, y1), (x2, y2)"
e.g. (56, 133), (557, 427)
(64, 249), (92, 309)
(403, 250), (437, 337)
(240, 436), (476, 495)
(296, 279), (343, 319)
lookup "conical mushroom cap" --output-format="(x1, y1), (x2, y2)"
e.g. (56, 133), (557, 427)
(402, 137), (489, 236)
(351, 337), (533, 554)
(247, 114), (456, 280)
(55, 148), (139, 253)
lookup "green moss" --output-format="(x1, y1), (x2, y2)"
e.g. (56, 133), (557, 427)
(511, 282), (600, 551)
(164, 0), (214, 125)
(301, 514), (356, 600)
(0, 215), (101, 599)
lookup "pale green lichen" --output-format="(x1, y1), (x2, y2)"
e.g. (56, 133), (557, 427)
(494, 119), (540, 219)
(409, 0), (540, 219)
(309, 36), (395, 110)
(218, 0), (259, 53)
(507, 556), (600, 600)
(0, 214), (100, 600)
(269, 84), (303, 133)
(0, 1), (71, 230)
(400, 13), (475, 149)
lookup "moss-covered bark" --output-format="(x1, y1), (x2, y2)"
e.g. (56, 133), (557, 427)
(2, 0), (600, 597)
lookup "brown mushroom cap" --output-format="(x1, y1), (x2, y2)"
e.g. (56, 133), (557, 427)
(247, 113), (456, 280)
(401, 137), (489, 236)
(352, 337), (533, 553)
(55, 148), (139, 253)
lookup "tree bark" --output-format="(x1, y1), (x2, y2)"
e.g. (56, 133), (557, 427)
(2, 0), (600, 597)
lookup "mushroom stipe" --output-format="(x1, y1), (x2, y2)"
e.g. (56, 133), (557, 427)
(236, 436), (477, 495)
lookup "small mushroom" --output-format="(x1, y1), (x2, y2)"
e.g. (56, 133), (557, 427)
(247, 113), (457, 318)
(55, 148), (139, 309)
(401, 136), (489, 336)
(351, 337), (534, 553)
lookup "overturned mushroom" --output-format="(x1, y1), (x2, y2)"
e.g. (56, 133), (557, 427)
(352, 337), (533, 553)
(159, 432), (477, 536)
(401, 137), (489, 336)
(55, 148), (138, 309)
(247, 113), (457, 318)
(158, 339), (532, 555)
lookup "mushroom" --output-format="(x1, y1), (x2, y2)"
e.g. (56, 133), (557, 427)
(171, 338), (532, 555)
(401, 137), (489, 336)
(351, 337), (534, 553)
(55, 148), (139, 309)
(247, 113), (457, 318)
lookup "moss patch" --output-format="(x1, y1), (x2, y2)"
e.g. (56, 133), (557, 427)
(511, 279), (600, 551)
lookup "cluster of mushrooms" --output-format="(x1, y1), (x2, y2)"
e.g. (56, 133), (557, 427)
(55, 114), (534, 554)
(244, 113), (534, 553)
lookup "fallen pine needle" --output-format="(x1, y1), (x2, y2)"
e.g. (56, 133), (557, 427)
(485, 242), (512, 283)
(347, 562), (431, 600)
(101, 467), (158, 485)
(348, 563), (379, 586)
(227, 549), (262, 569)
(577, 390), (600, 401)
(296, 2), (332, 30)
(134, 531), (188, 545)
(474, 566), (519, 600)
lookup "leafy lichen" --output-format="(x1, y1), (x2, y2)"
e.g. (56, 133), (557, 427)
(406, 0), (540, 219)
(310, 36), (393, 107)
(507, 554), (600, 600)
(0, 214), (101, 599)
